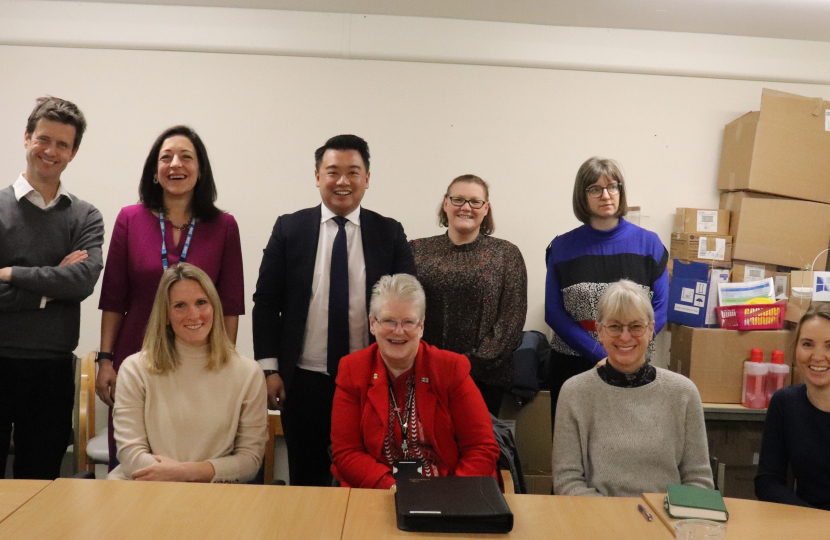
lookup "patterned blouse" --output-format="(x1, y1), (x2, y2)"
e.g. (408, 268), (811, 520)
(411, 233), (527, 387)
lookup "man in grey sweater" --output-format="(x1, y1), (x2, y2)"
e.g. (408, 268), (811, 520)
(0, 97), (104, 480)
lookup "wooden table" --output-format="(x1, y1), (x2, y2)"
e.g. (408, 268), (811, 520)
(0, 478), (350, 540)
(643, 492), (830, 539)
(342, 488), (672, 540)
(0, 480), (50, 523)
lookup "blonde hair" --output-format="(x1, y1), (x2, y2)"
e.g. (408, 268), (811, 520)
(597, 279), (654, 324)
(369, 274), (426, 321)
(142, 263), (233, 374)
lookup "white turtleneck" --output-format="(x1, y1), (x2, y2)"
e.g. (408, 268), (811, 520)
(109, 342), (267, 483)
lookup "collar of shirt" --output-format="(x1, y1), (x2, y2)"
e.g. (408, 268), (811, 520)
(13, 173), (72, 209)
(320, 203), (361, 226)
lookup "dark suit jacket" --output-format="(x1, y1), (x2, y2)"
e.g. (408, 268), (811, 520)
(252, 205), (416, 389)
(330, 341), (500, 489)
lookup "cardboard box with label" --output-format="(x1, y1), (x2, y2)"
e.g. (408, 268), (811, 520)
(668, 260), (730, 327)
(730, 260), (790, 301)
(720, 191), (830, 269)
(669, 325), (794, 403)
(674, 208), (731, 236)
(717, 88), (830, 204)
(670, 234), (733, 264)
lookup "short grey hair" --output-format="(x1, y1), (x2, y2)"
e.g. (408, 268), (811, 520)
(369, 274), (426, 321)
(597, 279), (654, 324)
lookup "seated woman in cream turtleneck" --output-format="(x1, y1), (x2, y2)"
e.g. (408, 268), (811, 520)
(108, 263), (267, 483)
(552, 279), (713, 496)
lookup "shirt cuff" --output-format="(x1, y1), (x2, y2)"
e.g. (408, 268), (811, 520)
(40, 296), (50, 309)
(258, 357), (278, 371)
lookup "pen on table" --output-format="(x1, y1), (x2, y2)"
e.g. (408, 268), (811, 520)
(638, 504), (653, 522)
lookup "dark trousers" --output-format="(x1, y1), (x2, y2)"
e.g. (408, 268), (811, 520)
(0, 356), (74, 479)
(282, 368), (337, 487)
(548, 351), (595, 436)
(474, 380), (506, 417)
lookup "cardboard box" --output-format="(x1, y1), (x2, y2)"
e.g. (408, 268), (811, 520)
(723, 466), (759, 500)
(670, 234), (733, 264)
(731, 260), (778, 282)
(525, 474), (553, 495)
(668, 260), (730, 327)
(717, 88), (830, 205)
(706, 420), (764, 467)
(499, 391), (551, 474)
(720, 191), (830, 270)
(674, 208), (731, 236)
(669, 325), (794, 403)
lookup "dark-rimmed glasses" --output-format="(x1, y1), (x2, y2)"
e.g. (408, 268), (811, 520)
(586, 183), (621, 199)
(600, 321), (651, 337)
(445, 195), (487, 209)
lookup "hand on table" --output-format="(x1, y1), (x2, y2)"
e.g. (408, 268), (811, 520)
(132, 455), (214, 482)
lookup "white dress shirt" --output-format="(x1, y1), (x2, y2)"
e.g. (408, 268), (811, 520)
(257, 204), (369, 374)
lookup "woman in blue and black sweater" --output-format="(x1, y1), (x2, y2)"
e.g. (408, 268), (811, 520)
(544, 157), (668, 433)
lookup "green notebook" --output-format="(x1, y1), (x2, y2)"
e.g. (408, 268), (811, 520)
(664, 484), (729, 522)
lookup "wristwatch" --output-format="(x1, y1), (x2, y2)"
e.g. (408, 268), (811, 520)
(95, 351), (114, 363)
(263, 370), (279, 378)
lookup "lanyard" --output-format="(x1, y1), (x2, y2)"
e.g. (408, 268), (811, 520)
(159, 212), (195, 271)
(388, 373), (416, 458)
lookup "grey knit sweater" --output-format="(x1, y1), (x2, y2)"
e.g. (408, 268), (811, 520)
(552, 367), (713, 497)
(0, 186), (104, 358)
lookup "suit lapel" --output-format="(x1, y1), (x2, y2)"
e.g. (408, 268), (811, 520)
(414, 343), (437, 443)
(366, 350), (390, 457)
(359, 208), (379, 313)
(297, 206), (322, 310)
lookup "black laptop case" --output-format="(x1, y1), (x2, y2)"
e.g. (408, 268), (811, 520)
(395, 476), (514, 533)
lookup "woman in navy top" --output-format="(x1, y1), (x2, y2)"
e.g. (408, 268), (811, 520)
(544, 157), (668, 433)
(755, 303), (830, 510)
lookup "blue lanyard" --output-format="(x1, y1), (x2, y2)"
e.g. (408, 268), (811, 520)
(159, 212), (195, 271)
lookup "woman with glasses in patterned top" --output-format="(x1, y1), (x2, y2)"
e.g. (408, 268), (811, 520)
(410, 175), (527, 416)
(544, 157), (668, 435)
(552, 280), (712, 496)
(330, 274), (500, 490)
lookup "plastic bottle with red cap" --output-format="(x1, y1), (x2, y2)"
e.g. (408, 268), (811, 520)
(742, 348), (768, 409)
(764, 350), (790, 407)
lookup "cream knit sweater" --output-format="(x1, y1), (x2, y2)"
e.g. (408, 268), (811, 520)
(553, 367), (713, 496)
(109, 342), (267, 483)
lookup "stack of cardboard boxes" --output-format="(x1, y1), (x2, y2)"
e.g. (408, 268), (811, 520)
(667, 88), (830, 498)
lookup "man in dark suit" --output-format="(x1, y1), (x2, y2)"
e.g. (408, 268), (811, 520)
(253, 134), (416, 486)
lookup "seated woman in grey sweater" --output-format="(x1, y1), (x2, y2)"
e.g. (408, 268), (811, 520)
(552, 279), (713, 496)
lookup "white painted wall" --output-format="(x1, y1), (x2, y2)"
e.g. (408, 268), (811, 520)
(1, 1), (828, 370)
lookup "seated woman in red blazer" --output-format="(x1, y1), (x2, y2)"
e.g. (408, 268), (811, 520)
(331, 273), (500, 489)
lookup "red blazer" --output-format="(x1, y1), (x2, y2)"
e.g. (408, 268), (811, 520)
(331, 341), (500, 489)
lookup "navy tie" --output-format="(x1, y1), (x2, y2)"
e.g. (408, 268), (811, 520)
(327, 216), (350, 378)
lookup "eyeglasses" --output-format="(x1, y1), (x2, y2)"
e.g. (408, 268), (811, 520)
(600, 321), (651, 337)
(373, 317), (420, 332)
(585, 183), (621, 199)
(445, 195), (487, 209)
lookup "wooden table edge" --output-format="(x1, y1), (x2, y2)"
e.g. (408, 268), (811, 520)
(0, 480), (52, 525)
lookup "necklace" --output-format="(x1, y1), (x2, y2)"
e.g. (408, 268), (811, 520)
(169, 221), (191, 231)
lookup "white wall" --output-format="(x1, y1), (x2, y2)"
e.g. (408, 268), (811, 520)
(1, 1), (829, 365)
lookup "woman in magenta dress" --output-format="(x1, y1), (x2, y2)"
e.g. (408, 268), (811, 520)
(95, 125), (244, 466)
